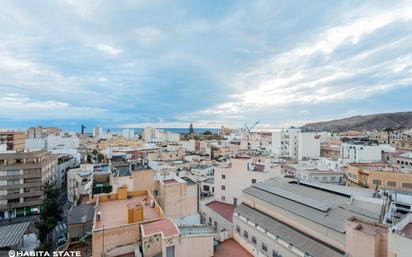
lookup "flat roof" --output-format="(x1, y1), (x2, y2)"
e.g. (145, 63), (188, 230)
(179, 226), (212, 236)
(243, 179), (380, 233)
(142, 219), (179, 238)
(214, 239), (252, 257)
(206, 201), (236, 222)
(69, 203), (95, 224)
(0, 222), (30, 248)
(236, 204), (344, 257)
(95, 195), (160, 229)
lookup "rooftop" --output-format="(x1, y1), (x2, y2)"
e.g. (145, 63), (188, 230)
(179, 225), (212, 236)
(95, 195), (160, 229)
(243, 179), (381, 233)
(141, 219), (179, 238)
(205, 201), (236, 222)
(236, 204), (344, 257)
(69, 203), (95, 224)
(214, 239), (252, 257)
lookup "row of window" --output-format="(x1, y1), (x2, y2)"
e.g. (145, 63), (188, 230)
(371, 179), (412, 189)
(236, 225), (282, 257)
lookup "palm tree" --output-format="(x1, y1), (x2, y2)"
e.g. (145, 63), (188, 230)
(383, 127), (394, 144)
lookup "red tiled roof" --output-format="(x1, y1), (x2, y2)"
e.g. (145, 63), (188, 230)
(206, 201), (236, 222)
(214, 239), (252, 257)
(142, 219), (179, 237)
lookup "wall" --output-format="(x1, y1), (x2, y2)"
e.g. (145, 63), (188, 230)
(176, 235), (214, 257)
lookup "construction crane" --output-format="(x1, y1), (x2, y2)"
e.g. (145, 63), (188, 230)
(245, 121), (260, 134)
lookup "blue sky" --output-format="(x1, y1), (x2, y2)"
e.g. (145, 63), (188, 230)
(1, 0), (412, 131)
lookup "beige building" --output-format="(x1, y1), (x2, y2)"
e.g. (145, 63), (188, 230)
(26, 126), (60, 139)
(90, 185), (212, 257)
(0, 131), (25, 151)
(388, 213), (412, 257)
(154, 176), (198, 222)
(0, 150), (57, 219)
(214, 156), (281, 205)
(346, 163), (412, 192)
(345, 217), (388, 257)
(234, 178), (383, 257)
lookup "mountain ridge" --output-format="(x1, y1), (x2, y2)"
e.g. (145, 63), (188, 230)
(300, 111), (412, 132)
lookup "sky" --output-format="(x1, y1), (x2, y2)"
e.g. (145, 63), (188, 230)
(1, 0), (412, 131)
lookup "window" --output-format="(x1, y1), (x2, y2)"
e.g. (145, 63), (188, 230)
(322, 177), (327, 182)
(330, 176), (336, 182)
(387, 181), (397, 187)
(243, 230), (248, 239)
(221, 174), (226, 179)
(8, 198), (20, 204)
(7, 188), (20, 194)
(7, 170), (20, 176)
(402, 183), (412, 189)
(252, 179), (257, 184)
(7, 179), (20, 185)
(372, 179), (382, 185)
(272, 250), (282, 257)
(221, 196), (226, 201)
(236, 225), (241, 233)
(261, 242), (267, 252)
(221, 185), (226, 190)
(251, 236), (256, 245)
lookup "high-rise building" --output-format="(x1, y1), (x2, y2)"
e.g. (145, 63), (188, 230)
(0, 131), (25, 152)
(271, 129), (320, 160)
(0, 150), (57, 220)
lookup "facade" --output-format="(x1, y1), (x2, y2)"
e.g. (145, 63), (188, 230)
(0, 131), (25, 151)
(142, 127), (180, 143)
(271, 129), (320, 160)
(346, 163), (412, 192)
(67, 164), (93, 203)
(234, 179), (383, 257)
(26, 126), (60, 139)
(341, 140), (382, 163)
(388, 213), (412, 257)
(0, 150), (57, 219)
(214, 156), (281, 206)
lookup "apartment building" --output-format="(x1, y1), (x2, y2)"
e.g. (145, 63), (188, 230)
(320, 142), (341, 160)
(214, 156), (281, 206)
(142, 127), (180, 143)
(67, 164), (93, 203)
(341, 139), (382, 163)
(271, 129), (320, 160)
(234, 179), (383, 257)
(0, 150), (57, 219)
(26, 126), (60, 139)
(0, 131), (25, 151)
(346, 163), (412, 192)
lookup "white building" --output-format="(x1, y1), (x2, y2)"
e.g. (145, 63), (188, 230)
(214, 156), (282, 206)
(271, 128), (320, 160)
(340, 140), (382, 163)
(121, 129), (135, 139)
(142, 127), (180, 143)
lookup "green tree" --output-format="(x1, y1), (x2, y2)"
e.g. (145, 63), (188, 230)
(97, 153), (105, 163)
(92, 149), (98, 156)
(203, 130), (212, 135)
(36, 182), (63, 250)
(383, 127), (394, 144)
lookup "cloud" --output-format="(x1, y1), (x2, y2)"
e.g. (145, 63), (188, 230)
(96, 43), (123, 56)
(0, 94), (106, 120)
(0, 0), (412, 129)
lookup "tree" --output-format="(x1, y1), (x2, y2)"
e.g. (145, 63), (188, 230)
(203, 130), (212, 135)
(383, 127), (394, 144)
(189, 123), (194, 134)
(97, 153), (105, 163)
(36, 182), (63, 250)
(92, 149), (98, 156)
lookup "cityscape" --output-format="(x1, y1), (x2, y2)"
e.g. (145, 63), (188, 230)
(1, 1), (412, 257)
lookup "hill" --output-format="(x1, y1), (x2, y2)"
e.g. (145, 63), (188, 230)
(300, 112), (412, 132)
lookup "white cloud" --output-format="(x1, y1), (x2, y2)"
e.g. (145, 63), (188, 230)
(0, 94), (106, 120)
(96, 43), (123, 56)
